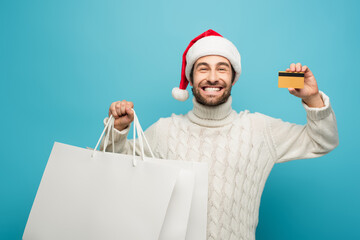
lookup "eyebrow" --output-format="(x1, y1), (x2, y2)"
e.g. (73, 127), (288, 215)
(195, 62), (231, 69)
(217, 62), (230, 68)
(195, 62), (209, 69)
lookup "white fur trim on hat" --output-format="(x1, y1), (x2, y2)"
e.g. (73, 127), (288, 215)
(185, 36), (241, 83)
(172, 87), (189, 101)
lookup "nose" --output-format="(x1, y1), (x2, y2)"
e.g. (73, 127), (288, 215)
(208, 69), (218, 83)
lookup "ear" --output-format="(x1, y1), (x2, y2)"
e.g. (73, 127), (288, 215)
(189, 79), (193, 87)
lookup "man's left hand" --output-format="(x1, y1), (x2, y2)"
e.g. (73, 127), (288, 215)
(286, 63), (324, 108)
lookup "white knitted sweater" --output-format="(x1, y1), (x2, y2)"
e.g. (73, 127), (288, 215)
(100, 91), (339, 240)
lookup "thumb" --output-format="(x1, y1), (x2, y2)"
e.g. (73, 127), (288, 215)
(288, 88), (300, 97)
(288, 88), (296, 94)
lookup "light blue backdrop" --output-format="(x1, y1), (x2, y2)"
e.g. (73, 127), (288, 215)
(1, 0), (359, 239)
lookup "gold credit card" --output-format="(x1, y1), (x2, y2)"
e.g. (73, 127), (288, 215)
(278, 71), (304, 88)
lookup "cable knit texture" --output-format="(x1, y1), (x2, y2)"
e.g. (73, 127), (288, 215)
(100, 91), (339, 240)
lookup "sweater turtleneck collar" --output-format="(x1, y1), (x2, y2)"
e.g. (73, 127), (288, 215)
(187, 96), (237, 127)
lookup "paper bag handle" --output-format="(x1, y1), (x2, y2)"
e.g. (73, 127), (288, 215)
(92, 109), (154, 166)
(132, 110), (155, 165)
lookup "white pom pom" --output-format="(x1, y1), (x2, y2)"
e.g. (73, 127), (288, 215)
(172, 87), (189, 101)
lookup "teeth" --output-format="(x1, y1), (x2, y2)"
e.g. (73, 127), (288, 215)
(204, 87), (221, 92)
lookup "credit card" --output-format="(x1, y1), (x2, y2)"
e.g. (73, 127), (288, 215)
(278, 71), (304, 88)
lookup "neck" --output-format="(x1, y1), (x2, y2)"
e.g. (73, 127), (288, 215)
(187, 96), (236, 127)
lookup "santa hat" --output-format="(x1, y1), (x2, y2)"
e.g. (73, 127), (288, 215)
(172, 29), (242, 101)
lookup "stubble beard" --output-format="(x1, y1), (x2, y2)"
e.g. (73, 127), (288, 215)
(191, 84), (232, 107)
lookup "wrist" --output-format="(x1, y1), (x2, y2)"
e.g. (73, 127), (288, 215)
(302, 92), (324, 108)
(115, 124), (129, 132)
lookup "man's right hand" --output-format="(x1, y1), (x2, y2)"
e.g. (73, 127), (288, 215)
(108, 100), (134, 131)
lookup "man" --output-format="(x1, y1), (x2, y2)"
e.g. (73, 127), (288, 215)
(100, 29), (339, 240)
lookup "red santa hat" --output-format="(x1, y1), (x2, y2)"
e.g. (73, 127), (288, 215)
(172, 29), (242, 101)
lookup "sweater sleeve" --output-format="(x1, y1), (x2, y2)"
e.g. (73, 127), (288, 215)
(99, 117), (159, 157)
(265, 91), (339, 163)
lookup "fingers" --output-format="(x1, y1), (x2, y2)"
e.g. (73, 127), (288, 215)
(302, 65), (308, 72)
(124, 101), (134, 117)
(120, 100), (126, 116)
(115, 102), (122, 117)
(127, 101), (134, 109)
(109, 102), (119, 118)
(109, 100), (134, 118)
(290, 63), (296, 71)
(289, 63), (305, 72)
(125, 107), (134, 121)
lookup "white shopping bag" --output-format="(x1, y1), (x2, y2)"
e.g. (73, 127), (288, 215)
(23, 111), (208, 240)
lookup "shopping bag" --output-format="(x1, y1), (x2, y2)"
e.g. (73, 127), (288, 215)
(23, 110), (208, 240)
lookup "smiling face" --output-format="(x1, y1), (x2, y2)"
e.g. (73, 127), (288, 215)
(190, 55), (235, 106)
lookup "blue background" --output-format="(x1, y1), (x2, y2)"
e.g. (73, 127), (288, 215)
(1, 0), (359, 239)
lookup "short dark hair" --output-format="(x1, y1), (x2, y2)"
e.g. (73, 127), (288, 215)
(189, 64), (236, 83)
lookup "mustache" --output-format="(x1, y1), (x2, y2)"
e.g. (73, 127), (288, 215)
(199, 80), (227, 87)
